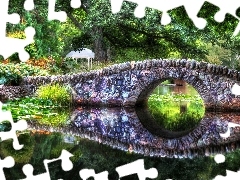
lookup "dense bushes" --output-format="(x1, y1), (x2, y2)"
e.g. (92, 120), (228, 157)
(0, 63), (49, 85)
(36, 84), (72, 106)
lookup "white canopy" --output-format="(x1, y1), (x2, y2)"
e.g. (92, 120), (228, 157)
(65, 48), (95, 69)
(66, 48), (95, 59)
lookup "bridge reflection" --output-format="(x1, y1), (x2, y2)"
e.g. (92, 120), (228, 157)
(27, 107), (240, 159)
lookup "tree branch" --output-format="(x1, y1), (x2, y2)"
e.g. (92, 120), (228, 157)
(67, 12), (84, 30)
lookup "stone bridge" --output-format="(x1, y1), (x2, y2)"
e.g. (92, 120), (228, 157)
(23, 59), (240, 111)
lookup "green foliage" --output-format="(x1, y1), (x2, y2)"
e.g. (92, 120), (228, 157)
(36, 84), (72, 106)
(38, 111), (70, 126)
(2, 97), (70, 126)
(205, 43), (232, 65)
(48, 57), (87, 74)
(148, 94), (205, 131)
(0, 133), (35, 164)
(0, 63), (49, 85)
(7, 1), (80, 61)
(5, 0), (240, 64)
(70, 0), (239, 61)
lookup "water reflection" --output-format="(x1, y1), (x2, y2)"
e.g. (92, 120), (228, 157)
(3, 131), (240, 180)
(28, 107), (240, 158)
(152, 80), (199, 96)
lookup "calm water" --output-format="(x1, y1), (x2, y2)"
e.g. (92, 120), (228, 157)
(2, 107), (240, 179)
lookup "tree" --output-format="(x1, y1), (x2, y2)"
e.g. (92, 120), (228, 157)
(7, 0), (81, 61)
(59, 0), (240, 62)
(6, 0), (240, 64)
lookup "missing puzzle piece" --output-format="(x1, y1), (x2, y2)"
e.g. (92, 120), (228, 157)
(206, 0), (240, 35)
(20, 150), (74, 180)
(207, 0), (240, 22)
(0, 0), (36, 62)
(0, 156), (15, 180)
(0, 27), (36, 62)
(110, 0), (207, 28)
(110, 0), (240, 34)
(0, 102), (28, 150)
(197, 1), (240, 36)
(116, 159), (158, 180)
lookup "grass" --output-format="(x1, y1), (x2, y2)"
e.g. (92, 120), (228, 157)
(148, 93), (205, 131)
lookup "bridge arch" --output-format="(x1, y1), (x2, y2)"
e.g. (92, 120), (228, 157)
(135, 68), (213, 107)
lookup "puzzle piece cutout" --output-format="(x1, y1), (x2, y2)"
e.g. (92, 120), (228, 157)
(0, 0), (36, 62)
(214, 120), (240, 179)
(0, 156), (15, 180)
(116, 159), (158, 180)
(24, 0), (35, 11)
(219, 122), (240, 139)
(214, 154), (226, 164)
(231, 83), (240, 96)
(20, 149), (73, 180)
(48, 0), (81, 22)
(110, 0), (240, 35)
(111, 0), (206, 28)
(0, 102), (28, 150)
(79, 169), (109, 180)
(214, 170), (240, 180)
(0, 0), (81, 62)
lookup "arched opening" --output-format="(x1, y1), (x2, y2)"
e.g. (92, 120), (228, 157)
(146, 78), (205, 132)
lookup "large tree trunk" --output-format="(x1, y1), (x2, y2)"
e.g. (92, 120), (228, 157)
(67, 11), (109, 62)
(92, 27), (108, 62)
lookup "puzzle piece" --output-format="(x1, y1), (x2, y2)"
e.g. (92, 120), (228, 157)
(48, 0), (67, 22)
(111, 0), (206, 28)
(214, 154), (226, 164)
(214, 151), (240, 179)
(231, 83), (240, 96)
(219, 122), (240, 139)
(110, 0), (240, 34)
(0, 102), (28, 150)
(48, 0), (81, 22)
(24, 0), (35, 11)
(71, 0), (82, 9)
(0, 0), (81, 62)
(208, 0), (240, 22)
(214, 170), (240, 180)
(115, 159), (158, 180)
(0, 156), (15, 180)
(20, 149), (73, 180)
(0, 0), (36, 62)
(79, 169), (109, 180)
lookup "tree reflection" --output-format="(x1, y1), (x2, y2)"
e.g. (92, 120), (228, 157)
(2, 132), (240, 180)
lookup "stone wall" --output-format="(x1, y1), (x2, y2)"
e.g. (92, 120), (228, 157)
(0, 85), (34, 102)
(22, 59), (240, 111)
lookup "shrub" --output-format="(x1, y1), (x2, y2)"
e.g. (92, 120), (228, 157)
(0, 63), (49, 85)
(35, 84), (72, 106)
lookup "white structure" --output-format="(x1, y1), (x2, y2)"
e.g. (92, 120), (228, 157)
(65, 48), (95, 69)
